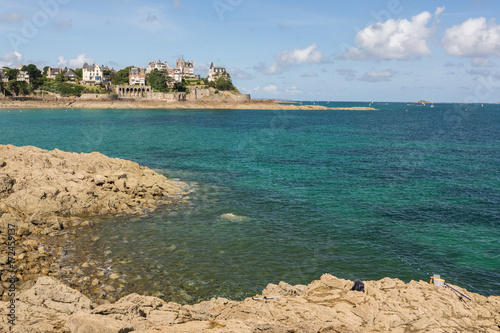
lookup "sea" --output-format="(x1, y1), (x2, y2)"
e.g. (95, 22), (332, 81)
(0, 102), (498, 303)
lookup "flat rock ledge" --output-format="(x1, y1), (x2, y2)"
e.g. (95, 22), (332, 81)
(0, 145), (188, 226)
(0, 274), (498, 332)
(0, 145), (188, 301)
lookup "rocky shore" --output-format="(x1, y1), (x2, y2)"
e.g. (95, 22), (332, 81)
(0, 97), (376, 111)
(0, 145), (188, 305)
(0, 145), (498, 332)
(1, 274), (499, 332)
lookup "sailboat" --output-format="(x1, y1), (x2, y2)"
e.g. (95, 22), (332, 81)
(430, 103), (434, 108)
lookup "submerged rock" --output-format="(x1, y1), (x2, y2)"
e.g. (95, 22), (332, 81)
(219, 213), (249, 222)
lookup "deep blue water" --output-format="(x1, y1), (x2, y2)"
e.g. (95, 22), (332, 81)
(0, 102), (498, 302)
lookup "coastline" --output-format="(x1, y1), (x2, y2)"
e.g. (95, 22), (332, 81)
(0, 97), (376, 111)
(0, 145), (499, 332)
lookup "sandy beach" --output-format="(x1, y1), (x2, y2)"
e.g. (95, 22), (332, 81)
(0, 97), (376, 111)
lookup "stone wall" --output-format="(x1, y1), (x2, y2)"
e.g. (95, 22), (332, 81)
(186, 88), (211, 100)
(235, 93), (251, 101)
(80, 94), (118, 101)
(110, 84), (248, 102)
(149, 92), (186, 101)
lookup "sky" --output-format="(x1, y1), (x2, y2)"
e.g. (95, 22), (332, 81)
(1, 0), (500, 102)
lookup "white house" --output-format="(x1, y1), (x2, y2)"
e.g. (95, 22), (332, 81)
(208, 62), (227, 82)
(146, 60), (169, 74)
(17, 71), (30, 84)
(129, 67), (146, 86)
(82, 63), (103, 85)
(176, 58), (194, 81)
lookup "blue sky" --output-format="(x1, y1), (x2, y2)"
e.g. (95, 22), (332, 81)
(2, 0), (500, 102)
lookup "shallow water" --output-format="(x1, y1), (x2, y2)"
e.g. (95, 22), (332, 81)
(0, 103), (498, 302)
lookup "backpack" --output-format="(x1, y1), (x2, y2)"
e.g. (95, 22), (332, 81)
(351, 279), (365, 292)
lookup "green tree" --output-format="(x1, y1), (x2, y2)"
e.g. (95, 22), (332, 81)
(8, 81), (29, 96)
(5, 68), (19, 81)
(43, 66), (50, 76)
(58, 83), (83, 97)
(112, 67), (132, 85)
(21, 64), (43, 88)
(173, 80), (187, 93)
(215, 74), (236, 91)
(21, 64), (42, 81)
(55, 71), (65, 83)
(74, 68), (83, 79)
(146, 69), (170, 92)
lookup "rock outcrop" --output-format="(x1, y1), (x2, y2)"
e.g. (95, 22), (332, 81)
(0, 274), (498, 332)
(0, 144), (187, 230)
(0, 145), (188, 301)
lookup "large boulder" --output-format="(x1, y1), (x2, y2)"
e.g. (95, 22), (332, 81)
(0, 277), (92, 332)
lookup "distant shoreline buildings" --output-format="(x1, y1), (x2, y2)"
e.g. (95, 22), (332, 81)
(1, 57), (231, 93)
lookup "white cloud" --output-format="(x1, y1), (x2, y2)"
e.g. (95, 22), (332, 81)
(56, 53), (95, 68)
(0, 52), (23, 68)
(229, 68), (255, 80)
(471, 57), (493, 67)
(301, 72), (318, 78)
(466, 68), (492, 77)
(342, 10), (436, 60)
(0, 12), (25, 23)
(443, 62), (464, 68)
(246, 84), (300, 96)
(435, 6), (445, 22)
(262, 85), (278, 94)
(256, 44), (329, 75)
(285, 86), (302, 94)
(360, 69), (395, 82)
(337, 68), (357, 81)
(442, 17), (500, 57)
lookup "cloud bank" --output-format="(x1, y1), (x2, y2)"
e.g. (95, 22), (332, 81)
(342, 10), (440, 60)
(56, 53), (95, 68)
(256, 44), (329, 75)
(0, 52), (23, 68)
(442, 17), (500, 57)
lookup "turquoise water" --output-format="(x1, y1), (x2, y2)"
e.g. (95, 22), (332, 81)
(0, 103), (499, 302)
